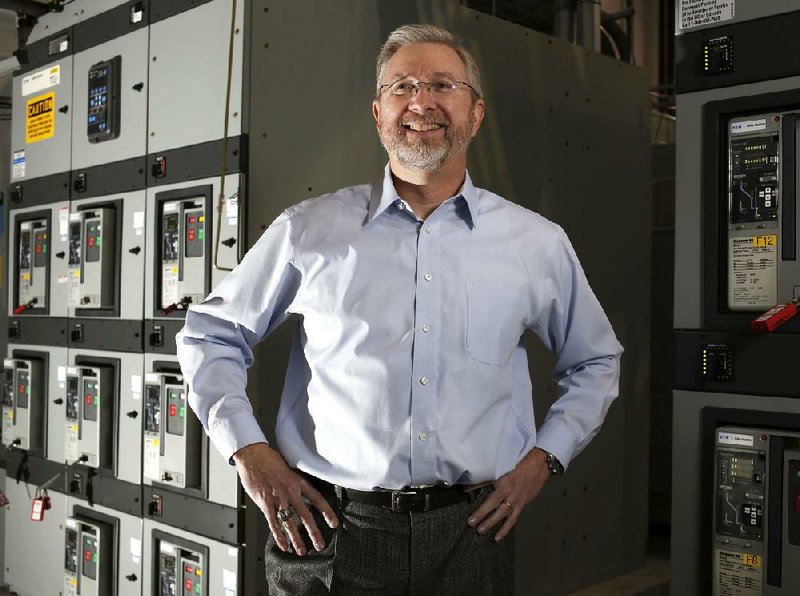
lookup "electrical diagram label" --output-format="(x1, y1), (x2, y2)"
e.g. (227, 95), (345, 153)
(716, 549), (761, 596)
(728, 237), (776, 309)
(679, 0), (735, 31)
(12, 150), (25, 179)
(21, 65), (60, 97)
(25, 92), (55, 144)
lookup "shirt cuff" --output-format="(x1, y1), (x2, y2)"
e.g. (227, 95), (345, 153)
(535, 418), (580, 471)
(207, 409), (269, 465)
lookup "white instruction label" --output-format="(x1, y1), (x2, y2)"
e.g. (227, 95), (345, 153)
(728, 237), (776, 309)
(718, 432), (754, 447)
(731, 119), (766, 135)
(144, 436), (159, 480)
(59, 205), (69, 239)
(133, 211), (145, 236)
(131, 374), (142, 400)
(716, 549), (761, 595)
(130, 537), (141, 560)
(679, 0), (735, 31)
(223, 569), (237, 590)
(12, 150), (25, 179)
(21, 64), (61, 97)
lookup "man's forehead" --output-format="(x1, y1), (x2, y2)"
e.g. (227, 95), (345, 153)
(385, 43), (466, 78)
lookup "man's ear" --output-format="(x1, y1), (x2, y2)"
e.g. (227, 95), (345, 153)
(372, 100), (381, 130)
(471, 99), (485, 137)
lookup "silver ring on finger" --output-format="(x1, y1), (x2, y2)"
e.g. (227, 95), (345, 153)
(503, 500), (513, 512)
(277, 505), (297, 524)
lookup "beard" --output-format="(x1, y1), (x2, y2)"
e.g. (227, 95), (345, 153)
(378, 111), (475, 173)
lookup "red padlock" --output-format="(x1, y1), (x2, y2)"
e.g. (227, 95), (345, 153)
(31, 494), (51, 522)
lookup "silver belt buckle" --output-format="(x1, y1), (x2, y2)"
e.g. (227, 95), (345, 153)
(390, 489), (430, 512)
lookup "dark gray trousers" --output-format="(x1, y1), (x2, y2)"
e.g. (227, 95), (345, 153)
(264, 485), (514, 596)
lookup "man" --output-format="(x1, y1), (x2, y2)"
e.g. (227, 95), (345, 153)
(177, 23), (622, 596)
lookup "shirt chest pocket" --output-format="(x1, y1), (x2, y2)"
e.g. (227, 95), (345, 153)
(466, 282), (526, 367)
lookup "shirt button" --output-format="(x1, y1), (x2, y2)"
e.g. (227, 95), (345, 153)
(424, 273), (432, 281)
(425, 226), (432, 234)
(418, 432), (428, 441)
(420, 376), (429, 385)
(422, 324), (430, 333)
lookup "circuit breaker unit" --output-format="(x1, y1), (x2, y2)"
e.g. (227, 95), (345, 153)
(158, 197), (208, 314)
(155, 535), (206, 596)
(87, 56), (121, 143)
(16, 217), (48, 313)
(713, 427), (800, 595)
(64, 517), (112, 596)
(727, 114), (782, 311)
(65, 365), (114, 469)
(68, 207), (116, 309)
(143, 371), (202, 491)
(2, 358), (44, 450)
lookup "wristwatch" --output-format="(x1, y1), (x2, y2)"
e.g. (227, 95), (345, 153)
(539, 449), (564, 475)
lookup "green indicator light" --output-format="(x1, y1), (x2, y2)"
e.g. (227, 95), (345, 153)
(92, 554), (97, 563)
(179, 406), (185, 417)
(195, 584), (201, 594)
(198, 230), (204, 240)
(96, 237), (102, 246)
(94, 397), (98, 405)
(43, 245), (47, 253)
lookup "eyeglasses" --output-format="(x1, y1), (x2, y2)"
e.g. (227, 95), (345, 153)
(379, 78), (478, 98)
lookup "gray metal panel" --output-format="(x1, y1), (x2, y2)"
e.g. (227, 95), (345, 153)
(2, 480), (66, 596)
(11, 57), (73, 181)
(8, 201), (70, 318)
(4, 343), (70, 463)
(26, 0), (131, 44)
(142, 518), (242, 596)
(71, 28), (149, 170)
(671, 389), (800, 596)
(143, 353), (239, 508)
(675, 0), (800, 35)
(147, 0), (244, 153)
(143, 174), (241, 321)
(65, 497), (144, 596)
(673, 75), (800, 329)
(69, 190), (146, 320)
(66, 349), (144, 484)
(246, 1), (651, 593)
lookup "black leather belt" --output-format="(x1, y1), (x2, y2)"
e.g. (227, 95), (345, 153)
(308, 476), (478, 513)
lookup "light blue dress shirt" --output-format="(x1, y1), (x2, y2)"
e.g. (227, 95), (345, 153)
(176, 164), (623, 491)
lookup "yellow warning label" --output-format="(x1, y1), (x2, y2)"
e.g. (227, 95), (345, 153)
(752, 235), (777, 248)
(742, 554), (762, 568)
(26, 92), (55, 144)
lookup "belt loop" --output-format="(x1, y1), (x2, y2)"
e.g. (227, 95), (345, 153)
(334, 484), (345, 506)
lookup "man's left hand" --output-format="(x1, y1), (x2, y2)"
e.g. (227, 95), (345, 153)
(467, 447), (553, 542)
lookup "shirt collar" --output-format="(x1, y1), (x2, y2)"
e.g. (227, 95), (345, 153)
(366, 163), (480, 229)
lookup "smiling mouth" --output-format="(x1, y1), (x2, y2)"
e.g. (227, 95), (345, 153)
(402, 123), (446, 132)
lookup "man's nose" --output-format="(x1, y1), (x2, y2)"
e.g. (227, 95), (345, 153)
(408, 84), (437, 111)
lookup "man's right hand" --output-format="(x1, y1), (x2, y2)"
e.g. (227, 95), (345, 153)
(232, 442), (339, 556)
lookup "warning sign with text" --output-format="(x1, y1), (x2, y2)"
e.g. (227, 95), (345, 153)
(26, 92), (55, 144)
(716, 549), (761, 596)
(679, 0), (735, 31)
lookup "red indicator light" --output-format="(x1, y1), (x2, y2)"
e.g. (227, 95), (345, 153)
(18, 386), (24, 394)
(189, 217), (196, 223)
(84, 551), (91, 561)
(188, 230), (195, 241)
(185, 565), (192, 573)
(169, 405), (177, 417)
(185, 579), (193, 590)
(85, 395), (93, 405)
(88, 237), (95, 248)
(35, 246), (42, 254)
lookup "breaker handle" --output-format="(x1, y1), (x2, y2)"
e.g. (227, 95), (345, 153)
(13, 298), (38, 315)
(161, 296), (193, 316)
(751, 297), (800, 333)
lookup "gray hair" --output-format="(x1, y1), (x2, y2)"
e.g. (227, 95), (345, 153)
(375, 24), (484, 100)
